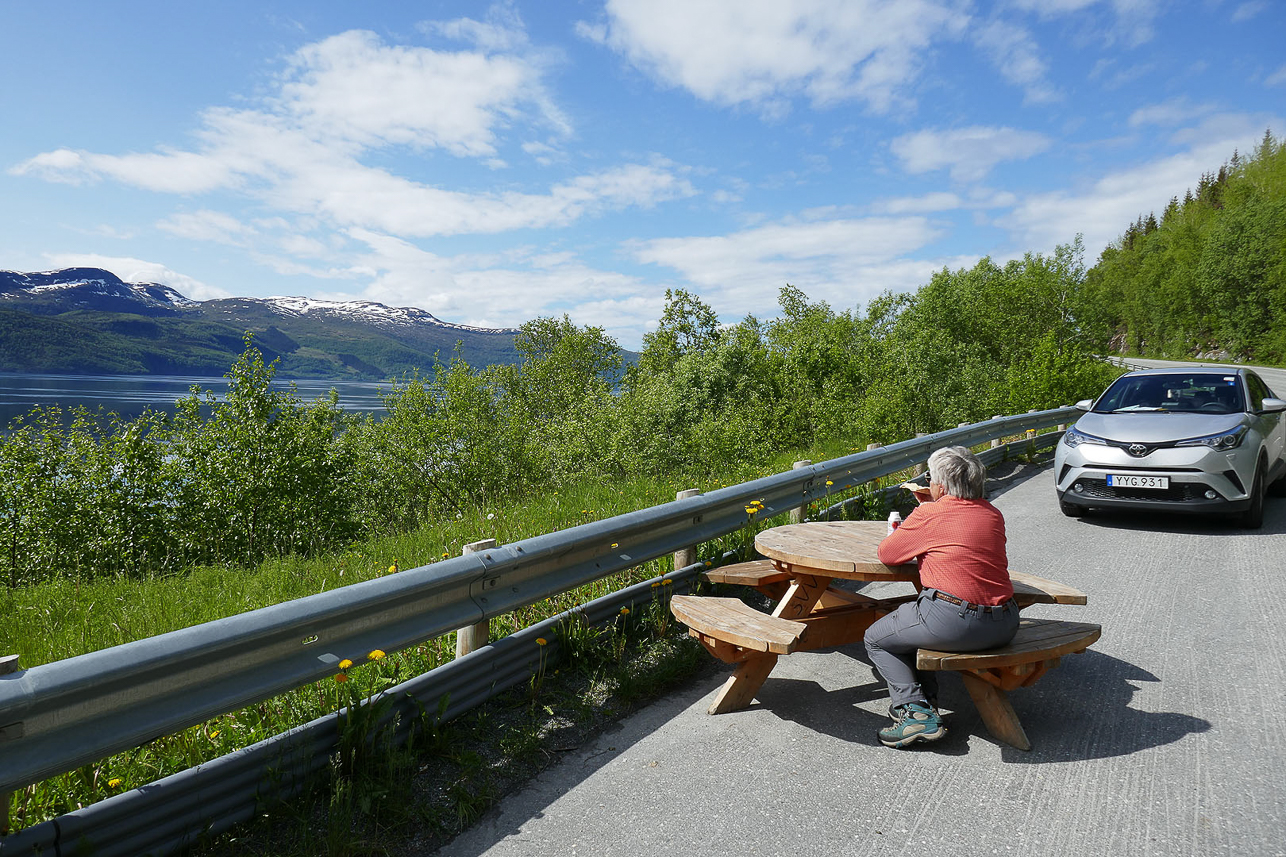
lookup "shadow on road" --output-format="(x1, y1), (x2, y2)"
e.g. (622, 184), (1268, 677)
(750, 648), (1209, 763)
(1065, 501), (1286, 537)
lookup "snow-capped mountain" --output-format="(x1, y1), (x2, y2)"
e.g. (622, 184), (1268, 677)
(0, 268), (516, 334)
(0, 268), (522, 378)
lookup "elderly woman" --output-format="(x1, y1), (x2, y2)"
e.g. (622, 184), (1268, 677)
(865, 445), (1018, 748)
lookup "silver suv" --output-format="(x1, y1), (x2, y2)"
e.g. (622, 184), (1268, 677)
(1054, 368), (1286, 527)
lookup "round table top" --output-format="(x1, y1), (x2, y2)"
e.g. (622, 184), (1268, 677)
(754, 520), (920, 580)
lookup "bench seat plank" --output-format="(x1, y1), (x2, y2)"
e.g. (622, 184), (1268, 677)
(917, 618), (1101, 671)
(703, 559), (791, 587)
(671, 595), (806, 654)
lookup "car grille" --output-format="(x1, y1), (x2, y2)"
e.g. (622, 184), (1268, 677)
(1077, 478), (1210, 503)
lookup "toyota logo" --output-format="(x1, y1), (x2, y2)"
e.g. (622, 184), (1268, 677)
(1128, 443), (1149, 457)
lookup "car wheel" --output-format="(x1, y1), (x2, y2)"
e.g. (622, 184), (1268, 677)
(1059, 497), (1084, 517)
(1238, 463), (1266, 529)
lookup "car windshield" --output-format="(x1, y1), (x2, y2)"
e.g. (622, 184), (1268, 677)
(1093, 373), (1244, 414)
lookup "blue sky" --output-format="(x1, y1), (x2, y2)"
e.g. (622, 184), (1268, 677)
(2, 1), (1283, 349)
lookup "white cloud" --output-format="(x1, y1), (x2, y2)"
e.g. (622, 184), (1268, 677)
(871, 192), (963, 214)
(1008, 0), (1161, 46)
(334, 228), (658, 346)
(578, 0), (968, 115)
(997, 112), (1283, 257)
(276, 29), (568, 158)
(12, 26), (693, 245)
(158, 210), (256, 245)
(1129, 97), (1216, 127)
(11, 148), (232, 193)
(973, 20), (1059, 104)
(1231, 1), (1268, 23)
(625, 215), (945, 318)
(423, 2), (532, 53)
(1266, 64), (1286, 87)
(40, 254), (230, 301)
(891, 126), (1052, 182)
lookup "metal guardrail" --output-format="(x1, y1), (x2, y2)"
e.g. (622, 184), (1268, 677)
(0, 408), (1075, 854)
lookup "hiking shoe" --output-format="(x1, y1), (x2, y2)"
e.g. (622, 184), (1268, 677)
(878, 702), (946, 748)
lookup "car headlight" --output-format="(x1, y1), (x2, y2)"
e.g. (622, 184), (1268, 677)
(1063, 426), (1107, 448)
(1175, 425), (1248, 450)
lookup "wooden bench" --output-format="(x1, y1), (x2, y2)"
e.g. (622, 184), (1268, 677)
(670, 594), (809, 713)
(918, 617), (1101, 751)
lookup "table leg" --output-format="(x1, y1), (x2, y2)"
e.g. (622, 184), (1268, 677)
(708, 654), (779, 714)
(772, 573), (830, 620)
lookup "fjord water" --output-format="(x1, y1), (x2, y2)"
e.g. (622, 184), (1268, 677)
(0, 373), (389, 426)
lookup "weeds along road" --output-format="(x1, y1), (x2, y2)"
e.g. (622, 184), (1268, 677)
(431, 460), (1286, 857)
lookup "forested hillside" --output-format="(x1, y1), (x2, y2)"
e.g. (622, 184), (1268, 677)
(1087, 130), (1285, 364)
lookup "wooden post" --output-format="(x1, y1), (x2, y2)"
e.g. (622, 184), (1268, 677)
(914, 433), (928, 475)
(455, 540), (497, 659)
(673, 489), (701, 571)
(790, 461), (811, 524)
(1, 655), (15, 835)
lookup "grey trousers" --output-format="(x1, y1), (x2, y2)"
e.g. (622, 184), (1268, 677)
(863, 588), (1019, 708)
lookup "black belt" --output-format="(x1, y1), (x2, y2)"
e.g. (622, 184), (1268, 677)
(930, 590), (1013, 613)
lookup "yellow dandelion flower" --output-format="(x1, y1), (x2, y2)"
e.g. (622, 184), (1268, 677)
(620, 607), (630, 616)
(335, 673), (349, 683)
(536, 637), (548, 646)
(208, 730), (220, 740)
(663, 579), (673, 586)
(108, 778), (122, 788)
(826, 480), (833, 486)
(338, 659), (353, 670)
(388, 563), (399, 574)
(368, 649), (386, 661)
(651, 581), (661, 588)
(442, 552), (449, 558)
(611, 543), (618, 548)
(704, 561), (712, 567)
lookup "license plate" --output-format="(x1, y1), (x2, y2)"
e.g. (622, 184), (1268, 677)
(1106, 474), (1169, 489)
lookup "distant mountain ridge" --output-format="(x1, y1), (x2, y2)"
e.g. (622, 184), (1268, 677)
(0, 268), (522, 379)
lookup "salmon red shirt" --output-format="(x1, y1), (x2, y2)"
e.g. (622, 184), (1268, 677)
(876, 495), (1013, 606)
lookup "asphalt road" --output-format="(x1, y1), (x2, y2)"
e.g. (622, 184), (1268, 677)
(434, 463), (1286, 857)
(1112, 356), (1286, 396)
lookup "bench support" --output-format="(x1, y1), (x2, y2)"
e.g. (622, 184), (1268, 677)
(960, 672), (1031, 751)
(709, 654), (779, 714)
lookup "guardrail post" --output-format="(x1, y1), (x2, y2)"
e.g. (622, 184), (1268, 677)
(455, 540), (497, 658)
(1, 654), (16, 835)
(790, 461), (811, 524)
(913, 434), (928, 475)
(673, 489), (701, 570)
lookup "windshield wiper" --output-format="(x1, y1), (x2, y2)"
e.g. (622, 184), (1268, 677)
(1110, 406), (1165, 412)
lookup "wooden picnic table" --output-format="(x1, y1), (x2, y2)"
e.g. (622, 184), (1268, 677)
(671, 520), (1098, 747)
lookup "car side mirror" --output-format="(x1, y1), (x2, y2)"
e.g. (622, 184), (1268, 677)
(1074, 399), (1093, 411)
(1259, 397), (1286, 413)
